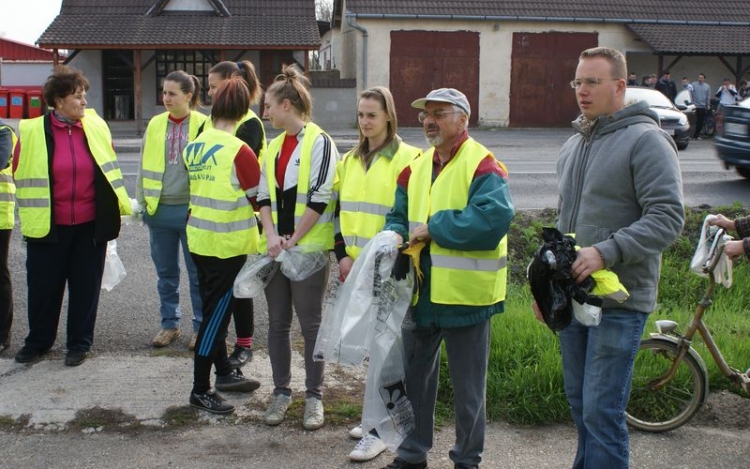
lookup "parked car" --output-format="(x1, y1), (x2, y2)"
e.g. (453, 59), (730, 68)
(625, 87), (691, 150)
(714, 97), (750, 178)
(674, 89), (697, 130)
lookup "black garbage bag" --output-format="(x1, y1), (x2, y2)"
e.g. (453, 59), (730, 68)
(527, 227), (602, 332)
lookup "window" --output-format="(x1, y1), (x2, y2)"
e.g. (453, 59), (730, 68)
(155, 50), (219, 104)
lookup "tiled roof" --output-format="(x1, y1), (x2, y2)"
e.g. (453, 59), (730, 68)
(345, 0), (750, 23)
(627, 24), (750, 55)
(344, 0), (750, 54)
(38, 0), (320, 48)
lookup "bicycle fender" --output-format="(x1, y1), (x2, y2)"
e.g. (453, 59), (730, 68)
(642, 335), (710, 405)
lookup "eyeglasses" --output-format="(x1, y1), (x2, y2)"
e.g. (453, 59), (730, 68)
(569, 77), (622, 89)
(418, 110), (460, 123)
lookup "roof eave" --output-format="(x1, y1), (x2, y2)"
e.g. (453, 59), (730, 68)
(344, 11), (749, 27)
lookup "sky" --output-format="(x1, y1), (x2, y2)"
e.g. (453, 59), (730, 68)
(0, 0), (63, 46)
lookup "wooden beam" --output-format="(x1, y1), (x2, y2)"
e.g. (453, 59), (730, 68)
(135, 50), (143, 136)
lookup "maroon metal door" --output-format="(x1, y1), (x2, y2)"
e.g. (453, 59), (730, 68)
(510, 32), (598, 127)
(390, 31), (480, 127)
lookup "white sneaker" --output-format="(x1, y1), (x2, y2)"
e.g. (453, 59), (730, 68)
(349, 424), (363, 439)
(348, 433), (387, 461)
(264, 394), (292, 426)
(303, 397), (325, 430)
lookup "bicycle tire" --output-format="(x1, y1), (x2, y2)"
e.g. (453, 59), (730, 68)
(626, 338), (707, 433)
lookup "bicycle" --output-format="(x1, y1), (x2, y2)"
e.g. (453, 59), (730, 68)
(700, 98), (718, 137)
(625, 226), (750, 433)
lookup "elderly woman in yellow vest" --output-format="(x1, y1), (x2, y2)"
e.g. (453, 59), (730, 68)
(0, 119), (16, 353)
(184, 77), (262, 415)
(136, 70), (206, 350)
(333, 86), (421, 462)
(258, 65), (339, 430)
(204, 60), (266, 369)
(12, 65), (132, 367)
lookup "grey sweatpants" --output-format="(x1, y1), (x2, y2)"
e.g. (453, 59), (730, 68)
(264, 264), (329, 399)
(397, 319), (491, 468)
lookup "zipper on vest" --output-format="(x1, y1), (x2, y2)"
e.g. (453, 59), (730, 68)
(68, 125), (77, 225)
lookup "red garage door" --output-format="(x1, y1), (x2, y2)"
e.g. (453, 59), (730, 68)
(510, 32), (598, 127)
(390, 31), (480, 127)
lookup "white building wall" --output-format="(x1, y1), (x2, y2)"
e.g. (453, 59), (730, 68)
(67, 50), (105, 116)
(0, 62), (54, 87)
(339, 17), (734, 126)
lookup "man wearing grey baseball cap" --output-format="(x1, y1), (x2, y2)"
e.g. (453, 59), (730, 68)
(380, 88), (515, 469)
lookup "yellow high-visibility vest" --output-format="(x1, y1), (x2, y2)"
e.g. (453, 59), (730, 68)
(203, 109), (266, 164)
(0, 125), (17, 230)
(407, 138), (507, 305)
(260, 122), (335, 251)
(15, 109), (132, 238)
(337, 141), (420, 259)
(141, 110), (206, 215)
(183, 128), (258, 258)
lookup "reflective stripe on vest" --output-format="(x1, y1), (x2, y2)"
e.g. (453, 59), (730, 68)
(16, 110), (132, 238)
(261, 122), (335, 251)
(142, 111), (205, 215)
(0, 126), (16, 229)
(337, 142), (420, 259)
(183, 128), (258, 258)
(407, 138), (507, 306)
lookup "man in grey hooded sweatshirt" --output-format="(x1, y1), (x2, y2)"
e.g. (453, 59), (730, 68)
(532, 47), (684, 469)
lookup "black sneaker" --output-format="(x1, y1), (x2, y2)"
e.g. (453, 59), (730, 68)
(65, 350), (88, 367)
(189, 390), (234, 414)
(215, 368), (261, 392)
(15, 347), (44, 364)
(228, 345), (253, 368)
(382, 458), (428, 469)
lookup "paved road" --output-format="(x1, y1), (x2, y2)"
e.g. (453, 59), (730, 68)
(114, 126), (750, 210)
(1, 123), (748, 468)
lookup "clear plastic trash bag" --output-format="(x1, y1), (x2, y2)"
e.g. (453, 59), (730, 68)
(276, 245), (329, 281)
(313, 230), (413, 366)
(101, 240), (126, 291)
(233, 254), (279, 298)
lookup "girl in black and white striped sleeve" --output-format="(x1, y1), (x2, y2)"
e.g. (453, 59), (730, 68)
(257, 65), (339, 430)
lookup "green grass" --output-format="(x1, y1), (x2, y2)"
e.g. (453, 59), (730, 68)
(434, 205), (750, 425)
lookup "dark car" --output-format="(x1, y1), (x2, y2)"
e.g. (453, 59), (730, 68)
(714, 97), (750, 178)
(625, 87), (691, 150)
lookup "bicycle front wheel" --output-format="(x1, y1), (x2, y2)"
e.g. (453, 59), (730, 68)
(626, 338), (707, 433)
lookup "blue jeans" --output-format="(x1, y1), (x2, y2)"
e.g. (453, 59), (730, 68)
(558, 309), (648, 469)
(144, 204), (202, 332)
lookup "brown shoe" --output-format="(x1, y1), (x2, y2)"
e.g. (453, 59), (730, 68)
(152, 328), (181, 347)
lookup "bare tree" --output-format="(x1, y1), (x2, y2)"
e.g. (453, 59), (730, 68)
(316, 0), (333, 21)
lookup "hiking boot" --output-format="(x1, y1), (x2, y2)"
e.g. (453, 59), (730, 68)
(303, 397), (324, 430)
(264, 393), (292, 426)
(382, 458), (428, 469)
(188, 333), (197, 351)
(65, 350), (88, 367)
(15, 347), (44, 364)
(349, 423), (363, 439)
(189, 390), (234, 414)
(349, 432), (387, 461)
(215, 368), (260, 393)
(228, 345), (253, 369)
(152, 328), (180, 347)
